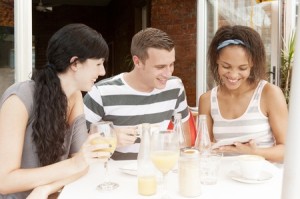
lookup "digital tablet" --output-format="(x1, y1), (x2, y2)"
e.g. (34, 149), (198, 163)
(211, 132), (266, 149)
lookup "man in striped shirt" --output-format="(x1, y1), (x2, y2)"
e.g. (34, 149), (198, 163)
(83, 28), (191, 160)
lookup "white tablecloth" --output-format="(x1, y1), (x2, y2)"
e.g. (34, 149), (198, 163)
(58, 156), (283, 199)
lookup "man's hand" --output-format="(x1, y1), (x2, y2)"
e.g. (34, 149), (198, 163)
(114, 126), (139, 147)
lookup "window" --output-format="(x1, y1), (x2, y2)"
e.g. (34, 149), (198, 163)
(196, 0), (282, 102)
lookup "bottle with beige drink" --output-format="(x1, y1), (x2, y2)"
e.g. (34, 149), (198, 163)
(137, 123), (157, 196)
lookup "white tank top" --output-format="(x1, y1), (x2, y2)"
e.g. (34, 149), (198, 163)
(210, 80), (275, 148)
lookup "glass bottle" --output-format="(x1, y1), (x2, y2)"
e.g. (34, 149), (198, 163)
(194, 114), (211, 154)
(137, 123), (157, 196)
(173, 113), (186, 148)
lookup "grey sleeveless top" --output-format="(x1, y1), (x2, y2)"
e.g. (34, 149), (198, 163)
(0, 80), (88, 199)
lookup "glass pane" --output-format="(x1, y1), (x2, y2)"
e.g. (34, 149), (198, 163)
(206, 0), (280, 90)
(0, 28), (14, 95)
(0, 0), (14, 95)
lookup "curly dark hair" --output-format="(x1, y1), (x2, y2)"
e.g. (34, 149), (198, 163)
(31, 23), (109, 166)
(208, 25), (267, 85)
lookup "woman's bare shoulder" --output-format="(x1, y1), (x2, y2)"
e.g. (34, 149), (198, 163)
(261, 82), (287, 112)
(199, 90), (212, 103)
(198, 90), (212, 114)
(262, 82), (285, 100)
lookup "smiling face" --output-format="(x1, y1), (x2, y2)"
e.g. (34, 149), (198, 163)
(75, 58), (106, 91)
(217, 46), (252, 90)
(135, 47), (175, 91)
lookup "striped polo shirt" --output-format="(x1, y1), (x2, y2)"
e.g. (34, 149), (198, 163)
(84, 73), (189, 159)
(211, 80), (275, 148)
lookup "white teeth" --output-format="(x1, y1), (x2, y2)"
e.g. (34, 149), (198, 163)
(228, 79), (238, 83)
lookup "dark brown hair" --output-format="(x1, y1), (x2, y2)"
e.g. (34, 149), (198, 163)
(31, 23), (109, 166)
(208, 25), (266, 85)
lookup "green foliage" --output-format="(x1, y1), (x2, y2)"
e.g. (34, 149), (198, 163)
(281, 31), (295, 104)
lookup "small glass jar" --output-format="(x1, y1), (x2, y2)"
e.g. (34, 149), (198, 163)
(178, 147), (201, 197)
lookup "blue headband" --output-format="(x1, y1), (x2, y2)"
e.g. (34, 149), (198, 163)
(217, 39), (246, 50)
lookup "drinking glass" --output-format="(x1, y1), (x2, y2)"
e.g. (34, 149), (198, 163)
(89, 121), (118, 191)
(199, 152), (222, 185)
(150, 130), (179, 199)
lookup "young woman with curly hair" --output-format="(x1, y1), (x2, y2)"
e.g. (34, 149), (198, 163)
(199, 25), (287, 163)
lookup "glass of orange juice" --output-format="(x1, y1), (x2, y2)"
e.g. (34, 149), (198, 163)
(90, 121), (118, 191)
(150, 130), (179, 199)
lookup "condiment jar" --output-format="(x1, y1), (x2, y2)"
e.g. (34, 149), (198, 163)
(178, 147), (201, 197)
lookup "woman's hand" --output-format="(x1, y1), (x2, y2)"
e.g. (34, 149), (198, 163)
(216, 140), (257, 155)
(26, 185), (50, 199)
(72, 133), (112, 170)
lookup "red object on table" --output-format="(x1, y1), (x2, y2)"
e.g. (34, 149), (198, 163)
(167, 111), (197, 146)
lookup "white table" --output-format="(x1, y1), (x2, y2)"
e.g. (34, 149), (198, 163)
(58, 157), (283, 199)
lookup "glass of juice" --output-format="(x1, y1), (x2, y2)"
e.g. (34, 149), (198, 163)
(150, 130), (179, 199)
(90, 121), (118, 191)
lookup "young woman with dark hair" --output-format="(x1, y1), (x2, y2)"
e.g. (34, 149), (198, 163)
(199, 25), (287, 163)
(0, 23), (111, 198)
